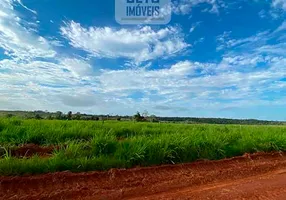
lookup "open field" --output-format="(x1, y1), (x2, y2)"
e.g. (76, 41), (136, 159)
(1, 118), (286, 176)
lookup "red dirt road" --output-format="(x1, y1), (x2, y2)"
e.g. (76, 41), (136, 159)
(1, 152), (286, 200)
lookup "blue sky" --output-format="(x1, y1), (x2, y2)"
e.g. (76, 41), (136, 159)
(0, 0), (286, 120)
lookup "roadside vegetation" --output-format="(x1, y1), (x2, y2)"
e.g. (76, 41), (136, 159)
(0, 117), (286, 175)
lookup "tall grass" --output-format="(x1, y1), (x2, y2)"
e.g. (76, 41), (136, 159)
(0, 118), (286, 175)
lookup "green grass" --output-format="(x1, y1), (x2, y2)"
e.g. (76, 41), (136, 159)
(0, 118), (286, 175)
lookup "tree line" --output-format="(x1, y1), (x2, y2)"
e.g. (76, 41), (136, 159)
(0, 110), (284, 125)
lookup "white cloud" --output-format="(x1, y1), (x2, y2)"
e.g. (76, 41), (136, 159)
(216, 30), (270, 51)
(172, 0), (222, 15)
(1, 55), (286, 117)
(60, 91), (102, 108)
(275, 20), (286, 32)
(97, 61), (212, 93)
(189, 21), (202, 33)
(0, 0), (286, 119)
(60, 21), (189, 63)
(0, 0), (56, 60)
(258, 10), (267, 18)
(0, 1), (104, 112)
(216, 20), (286, 57)
(60, 58), (93, 77)
(189, 26), (196, 33)
(0, 1), (104, 113)
(256, 43), (286, 55)
(0, 59), (76, 87)
(15, 0), (37, 14)
(272, 0), (286, 10)
(220, 55), (265, 67)
(91, 54), (286, 116)
(0, 57), (104, 112)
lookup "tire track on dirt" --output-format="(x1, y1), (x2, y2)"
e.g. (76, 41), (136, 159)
(1, 152), (286, 200)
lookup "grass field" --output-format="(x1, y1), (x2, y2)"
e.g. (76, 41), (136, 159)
(0, 118), (286, 176)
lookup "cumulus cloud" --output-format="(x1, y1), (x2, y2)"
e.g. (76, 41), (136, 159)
(1, 54), (286, 117)
(60, 21), (189, 63)
(1, 0), (286, 119)
(97, 61), (214, 93)
(93, 19), (286, 113)
(0, 1), (102, 112)
(95, 55), (286, 112)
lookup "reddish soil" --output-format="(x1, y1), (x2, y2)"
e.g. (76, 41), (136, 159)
(1, 152), (286, 200)
(10, 144), (60, 158)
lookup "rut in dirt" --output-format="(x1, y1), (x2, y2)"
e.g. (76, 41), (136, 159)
(1, 152), (286, 200)
(2, 144), (62, 158)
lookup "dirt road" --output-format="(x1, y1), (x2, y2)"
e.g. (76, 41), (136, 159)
(1, 152), (286, 200)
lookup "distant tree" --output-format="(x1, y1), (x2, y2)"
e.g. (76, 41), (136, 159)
(142, 110), (149, 118)
(55, 111), (63, 120)
(81, 116), (90, 120)
(149, 115), (159, 122)
(67, 111), (72, 120)
(117, 117), (121, 121)
(46, 115), (53, 120)
(24, 114), (31, 119)
(134, 112), (144, 122)
(5, 114), (13, 118)
(91, 116), (99, 121)
(74, 112), (81, 120)
(134, 112), (140, 121)
(34, 114), (42, 120)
